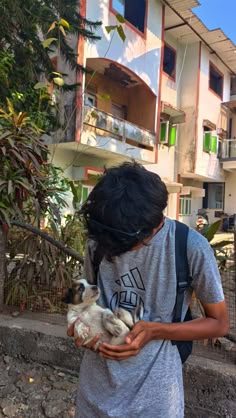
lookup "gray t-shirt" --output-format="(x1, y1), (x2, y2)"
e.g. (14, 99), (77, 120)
(76, 218), (224, 418)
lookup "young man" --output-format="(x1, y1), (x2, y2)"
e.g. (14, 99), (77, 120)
(68, 161), (229, 418)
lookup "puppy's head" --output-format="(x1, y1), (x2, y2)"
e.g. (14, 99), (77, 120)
(62, 279), (100, 305)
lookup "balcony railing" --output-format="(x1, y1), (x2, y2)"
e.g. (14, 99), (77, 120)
(221, 139), (236, 160)
(83, 105), (155, 149)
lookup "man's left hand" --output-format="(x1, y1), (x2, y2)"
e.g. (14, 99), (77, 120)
(98, 320), (153, 360)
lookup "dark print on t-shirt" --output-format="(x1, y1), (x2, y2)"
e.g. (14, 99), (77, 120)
(110, 267), (145, 313)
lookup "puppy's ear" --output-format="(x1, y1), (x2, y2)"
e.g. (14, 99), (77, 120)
(132, 304), (144, 323)
(61, 288), (74, 304)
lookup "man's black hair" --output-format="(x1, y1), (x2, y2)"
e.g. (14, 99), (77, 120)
(80, 161), (168, 259)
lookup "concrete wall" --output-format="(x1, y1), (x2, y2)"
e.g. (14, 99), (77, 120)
(1, 316), (236, 418)
(177, 41), (230, 182)
(145, 163), (178, 220)
(158, 34), (183, 190)
(194, 45), (230, 181)
(146, 146), (176, 181)
(225, 171), (236, 215)
(178, 42), (200, 175)
(85, 0), (163, 97)
(165, 191), (178, 220)
(184, 356), (236, 418)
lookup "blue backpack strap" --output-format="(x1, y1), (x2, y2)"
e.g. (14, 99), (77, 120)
(173, 220), (191, 323)
(172, 221), (193, 363)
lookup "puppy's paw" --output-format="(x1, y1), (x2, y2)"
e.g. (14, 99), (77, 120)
(114, 308), (134, 329)
(102, 310), (124, 336)
(76, 325), (90, 341)
(111, 323), (123, 337)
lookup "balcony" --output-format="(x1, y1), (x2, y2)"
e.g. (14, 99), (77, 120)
(220, 139), (236, 170)
(80, 105), (156, 163)
(83, 105), (155, 149)
(78, 57), (157, 163)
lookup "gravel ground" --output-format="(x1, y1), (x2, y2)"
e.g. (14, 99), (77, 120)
(0, 355), (77, 418)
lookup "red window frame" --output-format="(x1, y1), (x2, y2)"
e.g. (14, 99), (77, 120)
(162, 42), (177, 82)
(208, 61), (224, 100)
(109, 0), (148, 40)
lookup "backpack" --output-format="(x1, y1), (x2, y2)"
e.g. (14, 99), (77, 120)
(92, 220), (192, 364)
(172, 220), (192, 363)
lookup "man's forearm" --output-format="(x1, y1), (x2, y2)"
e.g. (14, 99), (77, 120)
(149, 317), (229, 342)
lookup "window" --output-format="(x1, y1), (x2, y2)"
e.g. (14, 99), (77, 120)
(179, 197), (192, 216)
(85, 85), (97, 107)
(85, 93), (97, 107)
(112, 103), (127, 119)
(203, 131), (218, 154)
(160, 121), (177, 146)
(203, 183), (224, 210)
(169, 124), (177, 146)
(230, 76), (236, 96)
(209, 63), (223, 99)
(112, 0), (146, 34)
(163, 44), (176, 80)
(81, 185), (94, 203)
(217, 139), (222, 159)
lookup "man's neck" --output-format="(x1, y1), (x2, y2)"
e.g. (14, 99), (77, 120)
(131, 216), (165, 250)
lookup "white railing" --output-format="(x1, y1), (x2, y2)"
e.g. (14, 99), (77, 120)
(83, 105), (155, 148)
(221, 139), (236, 159)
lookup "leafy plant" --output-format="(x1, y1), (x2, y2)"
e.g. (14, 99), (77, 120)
(0, 0), (101, 132)
(0, 101), (67, 226)
(0, 101), (86, 310)
(6, 215), (86, 312)
(201, 220), (234, 271)
(0, 0), (102, 311)
(105, 13), (126, 42)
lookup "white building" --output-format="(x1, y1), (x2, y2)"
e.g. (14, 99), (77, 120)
(49, 0), (236, 226)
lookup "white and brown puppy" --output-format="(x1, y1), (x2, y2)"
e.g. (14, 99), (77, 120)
(62, 279), (139, 347)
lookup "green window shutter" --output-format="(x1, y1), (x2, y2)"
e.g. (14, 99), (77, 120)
(169, 125), (177, 146)
(210, 135), (217, 154)
(203, 132), (211, 152)
(160, 122), (168, 143)
(82, 187), (88, 202)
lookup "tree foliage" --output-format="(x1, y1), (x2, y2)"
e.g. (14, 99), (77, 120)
(0, 102), (86, 310)
(0, 0), (102, 310)
(0, 0), (101, 130)
(0, 100), (69, 226)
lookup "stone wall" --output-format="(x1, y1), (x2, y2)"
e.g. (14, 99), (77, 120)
(184, 356), (236, 418)
(0, 314), (236, 417)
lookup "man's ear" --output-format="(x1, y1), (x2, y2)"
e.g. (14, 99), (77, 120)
(61, 288), (73, 304)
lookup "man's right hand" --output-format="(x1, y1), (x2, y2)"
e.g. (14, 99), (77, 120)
(67, 322), (101, 350)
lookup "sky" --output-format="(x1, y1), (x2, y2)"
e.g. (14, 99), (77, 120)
(193, 0), (236, 45)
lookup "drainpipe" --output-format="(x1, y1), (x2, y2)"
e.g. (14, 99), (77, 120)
(193, 42), (202, 174)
